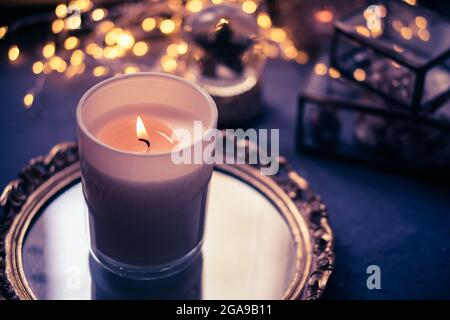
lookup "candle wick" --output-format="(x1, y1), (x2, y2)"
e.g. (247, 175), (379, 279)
(138, 138), (150, 148)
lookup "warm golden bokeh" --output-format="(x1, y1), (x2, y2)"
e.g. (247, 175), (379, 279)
(161, 55), (177, 72)
(92, 66), (108, 77)
(49, 56), (64, 70)
(55, 4), (67, 18)
(418, 29), (430, 42)
(8, 45), (20, 61)
(283, 45), (298, 60)
(42, 42), (56, 58)
(404, 0), (416, 5)
(270, 28), (287, 43)
(117, 31), (135, 49)
(66, 14), (81, 30)
(70, 50), (84, 66)
(177, 41), (188, 55)
(105, 28), (123, 45)
(32, 61), (44, 74)
(295, 51), (309, 64)
(91, 8), (107, 21)
(314, 9), (334, 23)
(242, 1), (257, 14)
(187, 0), (203, 13)
(355, 25), (371, 38)
(133, 41), (149, 56)
(160, 19), (176, 34)
(64, 36), (79, 50)
(329, 68), (341, 79)
(353, 68), (366, 81)
(0, 25), (7, 39)
(314, 63), (328, 76)
(166, 43), (179, 57)
(23, 93), (34, 107)
(415, 16), (427, 29)
(97, 20), (114, 34)
(400, 27), (413, 40)
(257, 13), (272, 29)
(141, 17), (157, 31)
(51, 19), (65, 34)
(124, 66), (139, 74)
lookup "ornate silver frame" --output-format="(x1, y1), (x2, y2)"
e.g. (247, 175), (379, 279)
(0, 142), (334, 300)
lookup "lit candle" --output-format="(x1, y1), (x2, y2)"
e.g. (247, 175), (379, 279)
(95, 113), (178, 153)
(76, 73), (217, 278)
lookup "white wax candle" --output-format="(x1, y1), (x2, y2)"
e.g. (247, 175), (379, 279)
(76, 73), (217, 278)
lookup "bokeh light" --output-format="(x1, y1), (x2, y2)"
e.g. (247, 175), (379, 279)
(8, 45), (20, 61)
(0, 25), (7, 39)
(64, 36), (79, 50)
(257, 13), (272, 29)
(133, 41), (149, 56)
(160, 19), (176, 34)
(270, 28), (287, 43)
(314, 63), (328, 76)
(187, 0), (203, 13)
(242, 1), (257, 14)
(91, 8), (107, 21)
(353, 68), (366, 81)
(42, 42), (56, 58)
(93, 66), (109, 77)
(141, 17), (157, 32)
(32, 61), (44, 74)
(55, 4), (67, 18)
(23, 93), (34, 108)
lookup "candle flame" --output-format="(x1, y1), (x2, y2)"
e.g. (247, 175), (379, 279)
(136, 116), (149, 140)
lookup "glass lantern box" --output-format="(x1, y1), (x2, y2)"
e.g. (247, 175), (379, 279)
(296, 69), (450, 177)
(330, 0), (450, 113)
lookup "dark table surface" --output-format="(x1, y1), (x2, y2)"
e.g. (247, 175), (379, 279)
(1, 52), (449, 299)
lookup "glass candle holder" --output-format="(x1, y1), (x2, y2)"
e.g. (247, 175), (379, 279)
(76, 73), (217, 279)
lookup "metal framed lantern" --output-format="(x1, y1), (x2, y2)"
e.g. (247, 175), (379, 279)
(330, 1), (450, 113)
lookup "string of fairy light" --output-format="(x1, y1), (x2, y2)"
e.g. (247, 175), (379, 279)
(1, 0), (314, 108)
(1, 0), (423, 108)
